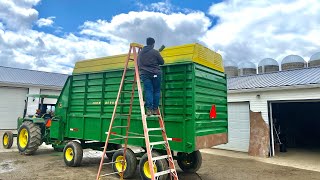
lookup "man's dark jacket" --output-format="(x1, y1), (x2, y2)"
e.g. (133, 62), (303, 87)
(138, 45), (164, 75)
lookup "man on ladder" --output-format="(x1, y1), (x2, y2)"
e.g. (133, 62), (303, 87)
(96, 40), (178, 180)
(138, 37), (164, 116)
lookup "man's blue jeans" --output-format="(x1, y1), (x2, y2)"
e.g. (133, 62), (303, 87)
(141, 74), (161, 110)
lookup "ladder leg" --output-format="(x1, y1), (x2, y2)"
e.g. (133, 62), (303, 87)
(121, 69), (137, 175)
(96, 46), (133, 180)
(133, 47), (156, 180)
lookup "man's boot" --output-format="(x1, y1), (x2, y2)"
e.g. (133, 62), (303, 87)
(146, 109), (152, 116)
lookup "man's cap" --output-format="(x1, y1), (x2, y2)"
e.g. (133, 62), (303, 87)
(146, 37), (155, 45)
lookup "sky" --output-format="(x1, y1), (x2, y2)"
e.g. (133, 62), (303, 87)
(0, 0), (319, 74)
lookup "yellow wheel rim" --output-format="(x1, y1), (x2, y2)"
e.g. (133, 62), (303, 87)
(143, 161), (157, 178)
(115, 155), (127, 172)
(65, 147), (74, 161)
(19, 128), (28, 148)
(3, 134), (9, 146)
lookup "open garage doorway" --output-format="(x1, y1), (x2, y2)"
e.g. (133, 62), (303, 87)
(270, 100), (320, 157)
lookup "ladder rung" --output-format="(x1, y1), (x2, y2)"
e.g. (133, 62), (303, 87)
(103, 160), (124, 165)
(152, 155), (170, 161)
(116, 114), (130, 117)
(121, 91), (132, 94)
(109, 138), (126, 141)
(118, 103), (131, 106)
(104, 149), (121, 153)
(148, 128), (164, 131)
(100, 171), (123, 177)
(154, 169), (174, 177)
(124, 79), (135, 82)
(146, 115), (161, 118)
(112, 126), (128, 129)
(129, 58), (134, 61)
(149, 141), (166, 146)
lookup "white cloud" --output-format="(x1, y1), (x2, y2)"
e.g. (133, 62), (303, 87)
(203, 0), (320, 64)
(1, 0), (320, 75)
(0, 0), (39, 30)
(36, 16), (55, 27)
(80, 11), (211, 49)
(136, 0), (194, 14)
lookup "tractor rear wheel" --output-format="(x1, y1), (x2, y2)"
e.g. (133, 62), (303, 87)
(17, 121), (42, 155)
(2, 131), (14, 149)
(63, 141), (83, 167)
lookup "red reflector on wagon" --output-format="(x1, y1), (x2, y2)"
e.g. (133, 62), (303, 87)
(210, 105), (217, 119)
(172, 138), (182, 142)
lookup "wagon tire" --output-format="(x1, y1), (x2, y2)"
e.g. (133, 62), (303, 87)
(63, 141), (83, 167)
(139, 152), (168, 180)
(177, 150), (202, 173)
(112, 148), (137, 179)
(2, 131), (14, 149)
(17, 121), (42, 155)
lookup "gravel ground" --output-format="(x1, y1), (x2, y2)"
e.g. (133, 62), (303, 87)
(1, 148), (320, 180)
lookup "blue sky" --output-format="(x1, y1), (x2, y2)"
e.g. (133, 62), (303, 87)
(34, 0), (221, 35)
(0, 0), (319, 74)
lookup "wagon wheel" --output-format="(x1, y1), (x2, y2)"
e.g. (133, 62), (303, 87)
(112, 148), (137, 179)
(63, 141), (83, 167)
(139, 152), (168, 180)
(2, 131), (14, 149)
(177, 150), (202, 173)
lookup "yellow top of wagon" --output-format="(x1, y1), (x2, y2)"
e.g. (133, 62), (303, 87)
(72, 43), (224, 74)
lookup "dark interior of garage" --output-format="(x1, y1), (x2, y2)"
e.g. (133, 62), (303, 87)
(271, 101), (320, 151)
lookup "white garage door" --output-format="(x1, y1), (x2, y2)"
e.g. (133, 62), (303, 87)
(0, 87), (28, 129)
(40, 89), (61, 104)
(215, 102), (250, 152)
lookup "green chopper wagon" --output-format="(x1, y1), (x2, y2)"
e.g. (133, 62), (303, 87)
(11, 43), (228, 179)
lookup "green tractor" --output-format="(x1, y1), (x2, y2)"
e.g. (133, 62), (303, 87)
(2, 94), (64, 154)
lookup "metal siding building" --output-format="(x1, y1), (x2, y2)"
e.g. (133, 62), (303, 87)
(216, 67), (320, 154)
(0, 66), (68, 129)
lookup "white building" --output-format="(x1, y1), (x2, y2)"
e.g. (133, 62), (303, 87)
(0, 66), (68, 129)
(216, 66), (320, 156)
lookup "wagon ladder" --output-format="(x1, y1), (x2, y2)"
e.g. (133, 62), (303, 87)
(96, 43), (179, 180)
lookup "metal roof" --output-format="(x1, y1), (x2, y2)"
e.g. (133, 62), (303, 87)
(228, 66), (320, 91)
(0, 66), (69, 87)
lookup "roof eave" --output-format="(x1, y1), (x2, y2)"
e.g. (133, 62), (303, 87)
(0, 81), (63, 90)
(228, 83), (320, 93)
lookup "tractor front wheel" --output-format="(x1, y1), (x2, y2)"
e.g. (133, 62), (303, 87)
(2, 131), (14, 149)
(17, 121), (42, 155)
(63, 141), (83, 167)
(177, 150), (202, 173)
